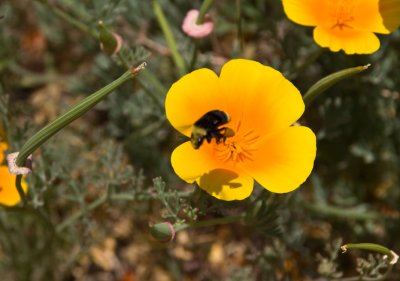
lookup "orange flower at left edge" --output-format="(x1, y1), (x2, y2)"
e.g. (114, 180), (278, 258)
(0, 142), (28, 207)
(0, 141), (7, 163)
(282, 0), (400, 54)
(165, 59), (317, 201)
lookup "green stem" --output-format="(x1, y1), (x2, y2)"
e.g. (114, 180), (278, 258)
(118, 48), (164, 110)
(110, 190), (192, 201)
(174, 213), (246, 232)
(303, 202), (379, 221)
(140, 69), (167, 96)
(196, 0), (214, 24)
(137, 71), (166, 111)
(189, 40), (199, 71)
(56, 194), (108, 233)
(236, 0), (244, 54)
(56, 190), (193, 233)
(329, 243), (398, 281)
(303, 64), (371, 106)
(287, 48), (325, 79)
(341, 243), (398, 263)
(34, 0), (97, 38)
(36, 0), (166, 111)
(152, 0), (187, 76)
(16, 65), (145, 167)
(117, 52), (131, 70)
(15, 175), (28, 207)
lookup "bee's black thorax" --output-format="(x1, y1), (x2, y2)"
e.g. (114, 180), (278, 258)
(190, 110), (232, 149)
(194, 110), (230, 128)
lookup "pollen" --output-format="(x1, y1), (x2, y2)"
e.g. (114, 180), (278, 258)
(215, 122), (259, 164)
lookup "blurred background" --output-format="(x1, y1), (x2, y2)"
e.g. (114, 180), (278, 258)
(0, 0), (399, 280)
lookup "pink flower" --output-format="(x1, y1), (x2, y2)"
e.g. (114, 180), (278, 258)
(182, 9), (214, 38)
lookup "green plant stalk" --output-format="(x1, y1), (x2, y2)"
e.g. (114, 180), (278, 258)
(287, 48), (325, 78)
(336, 243), (398, 281)
(56, 194), (107, 233)
(110, 190), (192, 201)
(16, 66), (144, 167)
(303, 64), (371, 106)
(152, 0), (187, 76)
(196, 0), (214, 24)
(189, 40), (199, 71)
(56, 190), (193, 233)
(303, 202), (379, 220)
(236, 0), (244, 53)
(36, 0), (166, 108)
(140, 69), (167, 97)
(174, 213), (246, 232)
(116, 53), (164, 110)
(15, 175), (28, 207)
(342, 243), (398, 262)
(34, 0), (97, 38)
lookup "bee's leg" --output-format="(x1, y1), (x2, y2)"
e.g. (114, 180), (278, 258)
(197, 137), (204, 147)
(215, 128), (227, 144)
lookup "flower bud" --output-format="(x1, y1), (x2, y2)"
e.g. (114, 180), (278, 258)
(98, 21), (123, 55)
(182, 9), (214, 38)
(150, 222), (175, 242)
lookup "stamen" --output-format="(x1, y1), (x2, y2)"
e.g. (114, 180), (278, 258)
(328, 0), (358, 30)
(216, 127), (259, 164)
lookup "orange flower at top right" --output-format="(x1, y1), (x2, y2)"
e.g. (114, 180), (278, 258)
(282, 0), (400, 54)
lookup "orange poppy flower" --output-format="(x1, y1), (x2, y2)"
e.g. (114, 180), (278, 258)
(166, 59), (316, 201)
(0, 142), (7, 164)
(282, 0), (400, 54)
(0, 142), (28, 207)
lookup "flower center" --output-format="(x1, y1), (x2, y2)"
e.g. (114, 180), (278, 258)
(214, 121), (259, 164)
(328, 0), (357, 30)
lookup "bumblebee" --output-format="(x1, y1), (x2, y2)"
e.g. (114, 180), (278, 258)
(190, 110), (233, 149)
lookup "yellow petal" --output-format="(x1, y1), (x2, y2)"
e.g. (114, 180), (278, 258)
(165, 69), (221, 137)
(241, 126), (316, 193)
(313, 26), (380, 54)
(0, 142), (8, 164)
(281, 0), (324, 26)
(379, 0), (400, 32)
(171, 141), (217, 183)
(0, 166), (28, 207)
(352, 0), (390, 33)
(219, 59), (304, 138)
(197, 168), (253, 201)
(171, 141), (253, 200)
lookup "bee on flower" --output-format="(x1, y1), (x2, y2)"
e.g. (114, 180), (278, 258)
(166, 59), (317, 201)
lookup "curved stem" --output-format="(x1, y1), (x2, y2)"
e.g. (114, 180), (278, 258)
(34, 0), (97, 38)
(174, 213), (246, 232)
(236, 0), (244, 54)
(196, 0), (214, 24)
(15, 175), (28, 207)
(16, 65), (144, 167)
(303, 64), (371, 107)
(189, 40), (199, 71)
(152, 0), (187, 76)
(56, 194), (108, 233)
